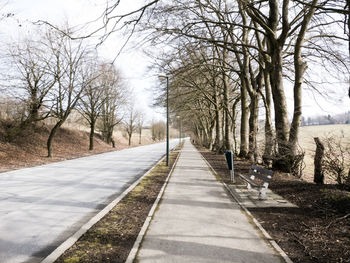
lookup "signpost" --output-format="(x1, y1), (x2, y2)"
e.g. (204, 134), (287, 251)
(224, 150), (235, 183)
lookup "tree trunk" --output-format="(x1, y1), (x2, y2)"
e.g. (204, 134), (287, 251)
(269, 47), (291, 171)
(128, 133), (132, 146)
(314, 137), (324, 185)
(222, 72), (232, 151)
(106, 126), (114, 146)
(239, 82), (249, 157)
(232, 98), (239, 155)
(262, 69), (274, 166)
(289, 0), (317, 155)
(220, 46), (232, 151)
(248, 91), (260, 162)
(89, 120), (95, 151)
(213, 91), (222, 152)
(47, 120), (64, 157)
(270, 48), (289, 156)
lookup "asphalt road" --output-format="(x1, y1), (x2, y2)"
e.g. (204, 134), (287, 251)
(0, 140), (179, 263)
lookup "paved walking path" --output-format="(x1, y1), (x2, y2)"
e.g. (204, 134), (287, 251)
(135, 140), (285, 263)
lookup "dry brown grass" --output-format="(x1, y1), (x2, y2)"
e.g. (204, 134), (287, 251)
(0, 121), (154, 173)
(256, 124), (350, 183)
(298, 124), (350, 182)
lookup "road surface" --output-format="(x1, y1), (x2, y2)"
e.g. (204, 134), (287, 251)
(0, 140), (178, 263)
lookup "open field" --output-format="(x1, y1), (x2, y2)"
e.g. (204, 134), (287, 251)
(299, 124), (350, 182)
(256, 124), (350, 182)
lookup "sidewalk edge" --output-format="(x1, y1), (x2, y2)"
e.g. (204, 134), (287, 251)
(201, 155), (293, 263)
(41, 155), (169, 263)
(125, 149), (182, 263)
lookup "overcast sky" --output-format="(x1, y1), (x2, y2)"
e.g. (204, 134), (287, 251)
(0, 0), (349, 121)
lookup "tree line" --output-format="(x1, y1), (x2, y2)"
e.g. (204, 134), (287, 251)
(129, 0), (350, 175)
(302, 112), (350, 126)
(0, 26), (129, 156)
(2, 0), (350, 170)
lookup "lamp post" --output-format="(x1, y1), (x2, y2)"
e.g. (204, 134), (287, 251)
(159, 74), (169, 166)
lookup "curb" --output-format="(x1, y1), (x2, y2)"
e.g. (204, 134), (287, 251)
(125, 148), (182, 263)
(41, 155), (169, 263)
(201, 156), (293, 263)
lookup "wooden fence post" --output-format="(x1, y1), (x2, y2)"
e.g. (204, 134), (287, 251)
(314, 137), (325, 184)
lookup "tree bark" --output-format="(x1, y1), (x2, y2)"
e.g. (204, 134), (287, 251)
(289, 0), (317, 155)
(213, 90), (222, 152)
(262, 69), (274, 166)
(89, 120), (95, 151)
(269, 47), (290, 158)
(247, 89), (260, 162)
(47, 120), (64, 157)
(223, 78), (231, 150)
(239, 82), (249, 157)
(128, 132), (132, 146)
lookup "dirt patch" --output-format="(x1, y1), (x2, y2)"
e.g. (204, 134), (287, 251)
(198, 146), (350, 263)
(55, 148), (180, 263)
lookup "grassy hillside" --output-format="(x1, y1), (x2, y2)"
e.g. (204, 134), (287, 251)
(0, 122), (154, 173)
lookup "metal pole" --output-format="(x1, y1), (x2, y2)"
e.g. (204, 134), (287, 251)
(166, 76), (169, 166)
(231, 153), (235, 183)
(179, 119), (181, 144)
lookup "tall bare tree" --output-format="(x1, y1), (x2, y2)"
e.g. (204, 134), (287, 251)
(137, 112), (145, 144)
(45, 30), (90, 157)
(78, 61), (106, 150)
(97, 64), (126, 147)
(123, 104), (139, 146)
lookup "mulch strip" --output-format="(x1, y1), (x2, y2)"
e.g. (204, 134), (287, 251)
(198, 146), (350, 263)
(55, 149), (180, 263)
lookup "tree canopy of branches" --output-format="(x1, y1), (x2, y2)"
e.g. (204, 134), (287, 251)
(136, 0), (350, 174)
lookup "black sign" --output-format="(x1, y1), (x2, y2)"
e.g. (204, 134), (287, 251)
(224, 150), (234, 170)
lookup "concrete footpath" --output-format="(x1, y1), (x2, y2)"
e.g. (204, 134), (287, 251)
(134, 140), (286, 263)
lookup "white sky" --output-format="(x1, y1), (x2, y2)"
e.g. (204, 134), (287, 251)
(0, 0), (165, 123)
(0, 0), (349, 122)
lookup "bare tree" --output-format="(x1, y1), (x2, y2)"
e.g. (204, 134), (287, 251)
(137, 111), (145, 144)
(45, 30), (90, 157)
(97, 64), (126, 147)
(151, 120), (166, 141)
(78, 61), (106, 150)
(123, 104), (139, 146)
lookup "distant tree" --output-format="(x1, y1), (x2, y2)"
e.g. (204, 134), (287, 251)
(97, 64), (126, 147)
(307, 117), (312, 126)
(137, 112), (145, 144)
(78, 61), (107, 150)
(151, 121), (165, 141)
(123, 104), (139, 146)
(301, 116), (306, 127)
